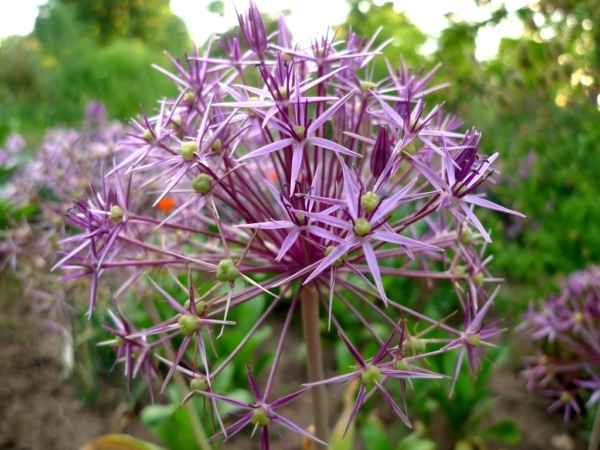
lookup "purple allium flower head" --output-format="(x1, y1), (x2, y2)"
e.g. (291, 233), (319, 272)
(520, 266), (600, 420)
(50, 2), (521, 446)
(0, 132), (25, 167)
(305, 325), (442, 435)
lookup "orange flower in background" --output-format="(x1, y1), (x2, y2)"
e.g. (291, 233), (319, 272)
(155, 197), (176, 213)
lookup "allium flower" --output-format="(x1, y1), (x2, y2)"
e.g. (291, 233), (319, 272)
(305, 324), (442, 434)
(442, 286), (505, 395)
(196, 366), (320, 448)
(51, 2), (520, 446)
(0, 132), (25, 167)
(520, 266), (600, 420)
(99, 305), (160, 402)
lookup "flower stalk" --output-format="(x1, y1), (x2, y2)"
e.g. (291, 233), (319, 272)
(301, 284), (328, 447)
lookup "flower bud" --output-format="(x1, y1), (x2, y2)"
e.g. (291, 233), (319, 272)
(237, 1), (268, 57)
(371, 127), (391, 178)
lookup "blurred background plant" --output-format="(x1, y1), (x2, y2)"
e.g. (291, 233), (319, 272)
(1, 0), (599, 449)
(519, 266), (600, 449)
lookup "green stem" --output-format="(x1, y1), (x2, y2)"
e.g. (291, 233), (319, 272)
(301, 284), (329, 448)
(589, 402), (600, 450)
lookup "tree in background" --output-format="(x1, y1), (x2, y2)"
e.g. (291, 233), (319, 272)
(463, 0), (600, 286)
(41, 0), (191, 53)
(343, 0), (427, 78)
(0, 0), (193, 136)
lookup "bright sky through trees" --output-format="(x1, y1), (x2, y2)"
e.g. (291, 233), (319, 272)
(0, 0), (526, 60)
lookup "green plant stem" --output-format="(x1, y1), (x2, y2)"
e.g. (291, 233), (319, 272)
(301, 284), (328, 448)
(589, 403), (600, 450)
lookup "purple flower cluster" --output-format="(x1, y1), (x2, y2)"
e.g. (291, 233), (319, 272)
(520, 266), (600, 421)
(51, 3), (521, 447)
(0, 103), (125, 339)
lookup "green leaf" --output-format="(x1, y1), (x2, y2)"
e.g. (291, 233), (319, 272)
(359, 421), (392, 450)
(395, 429), (436, 450)
(476, 418), (522, 446)
(140, 388), (201, 450)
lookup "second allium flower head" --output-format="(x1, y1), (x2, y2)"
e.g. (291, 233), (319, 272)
(54, 1), (522, 447)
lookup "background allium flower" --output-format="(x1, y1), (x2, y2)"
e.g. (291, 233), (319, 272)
(52, 3), (520, 447)
(0, 132), (25, 167)
(519, 266), (600, 421)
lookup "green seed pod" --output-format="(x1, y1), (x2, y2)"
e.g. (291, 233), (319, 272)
(181, 141), (198, 160)
(183, 91), (196, 103)
(459, 228), (475, 245)
(404, 336), (426, 355)
(394, 359), (411, 371)
(251, 407), (269, 426)
(277, 86), (288, 99)
(360, 80), (377, 92)
(360, 192), (379, 213)
(190, 377), (208, 391)
(361, 365), (381, 386)
(324, 245), (346, 267)
(192, 174), (212, 194)
(142, 129), (154, 142)
(109, 205), (125, 223)
(211, 138), (223, 152)
(184, 299), (207, 316)
(216, 259), (240, 282)
(453, 265), (468, 278)
(293, 125), (306, 140)
(400, 140), (419, 155)
(467, 333), (481, 347)
(472, 272), (485, 287)
(178, 314), (200, 335)
(354, 217), (372, 236)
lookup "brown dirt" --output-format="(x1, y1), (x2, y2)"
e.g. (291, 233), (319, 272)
(0, 279), (154, 450)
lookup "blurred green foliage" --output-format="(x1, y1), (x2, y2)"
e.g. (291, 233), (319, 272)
(343, 0), (600, 294)
(0, 0), (190, 141)
(42, 0), (191, 52)
(343, 0), (427, 73)
(2, 0), (599, 443)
